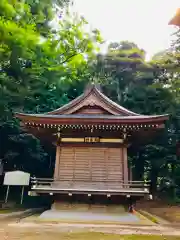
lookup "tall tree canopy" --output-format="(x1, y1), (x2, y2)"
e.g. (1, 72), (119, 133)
(88, 39), (180, 199)
(0, 1), (180, 202)
(0, 0), (102, 176)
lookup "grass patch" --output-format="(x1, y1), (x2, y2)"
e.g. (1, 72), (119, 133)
(54, 232), (180, 240)
(0, 208), (25, 214)
(0, 209), (20, 214)
(136, 201), (180, 223)
(138, 210), (159, 224)
(143, 207), (180, 223)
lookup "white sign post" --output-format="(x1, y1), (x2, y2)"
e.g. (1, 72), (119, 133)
(3, 171), (30, 204)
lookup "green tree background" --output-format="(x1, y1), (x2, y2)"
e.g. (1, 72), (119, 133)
(0, 0), (180, 201)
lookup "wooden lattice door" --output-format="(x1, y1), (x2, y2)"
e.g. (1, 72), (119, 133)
(56, 147), (123, 186)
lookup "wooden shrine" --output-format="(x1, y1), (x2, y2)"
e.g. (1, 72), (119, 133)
(16, 84), (169, 200)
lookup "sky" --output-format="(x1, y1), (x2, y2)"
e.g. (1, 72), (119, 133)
(73, 0), (179, 59)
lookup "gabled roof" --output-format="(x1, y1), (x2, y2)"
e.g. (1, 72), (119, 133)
(15, 113), (169, 124)
(44, 84), (140, 116)
(15, 84), (169, 124)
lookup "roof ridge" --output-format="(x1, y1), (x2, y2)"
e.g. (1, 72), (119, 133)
(15, 84), (168, 118)
(93, 87), (140, 116)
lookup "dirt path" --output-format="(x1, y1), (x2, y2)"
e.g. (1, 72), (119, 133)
(0, 221), (179, 237)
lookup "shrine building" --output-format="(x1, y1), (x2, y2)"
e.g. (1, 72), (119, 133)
(16, 84), (169, 204)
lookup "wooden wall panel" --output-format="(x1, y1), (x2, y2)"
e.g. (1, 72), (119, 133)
(74, 106), (108, 115)
(74, 148), (91, 180)
(56, 146), (125, 185)
(58, 148), (74, 180)
(107, 148), (123, 181)
(91, 148), (106, 181)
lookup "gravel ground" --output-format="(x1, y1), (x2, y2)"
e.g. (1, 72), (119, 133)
(0, 208), (180, 239)
(1, 221), (180, 237)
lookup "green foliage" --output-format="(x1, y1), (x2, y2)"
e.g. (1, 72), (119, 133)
(0, 0), (102, 176)
(89, 39), (180, 198)
(92, 41), (153, 103)
(0, 0), (179, 202)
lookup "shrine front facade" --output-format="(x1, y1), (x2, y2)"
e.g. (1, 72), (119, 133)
(16, 84), (169, 198)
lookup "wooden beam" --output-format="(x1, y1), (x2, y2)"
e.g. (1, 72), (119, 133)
(123, 147), (128, 184)
(54, 145), (61, 180)
(61, 137), (123, 143)
(101, 139), (123, 143)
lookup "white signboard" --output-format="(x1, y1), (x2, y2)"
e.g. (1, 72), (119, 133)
(3, 171), (30, 186)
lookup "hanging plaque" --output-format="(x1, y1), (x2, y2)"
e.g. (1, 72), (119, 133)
(84, 137), (100, 143)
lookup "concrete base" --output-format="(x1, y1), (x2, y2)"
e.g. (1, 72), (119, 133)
(51, 202), (127, 213)
(38, 202), (140, 223)
(39, 209), (140, 223)
(39, 210), (140, 223)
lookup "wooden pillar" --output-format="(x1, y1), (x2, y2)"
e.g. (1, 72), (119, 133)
(123, 147), (128, 184)
(129, 166), (133, 182)
(54, 145), (61, 180)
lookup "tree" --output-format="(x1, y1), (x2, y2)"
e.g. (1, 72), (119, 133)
(91, 41), (153, 104)
(0, 0), (102, 176)
(89, 38), (180, 198)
